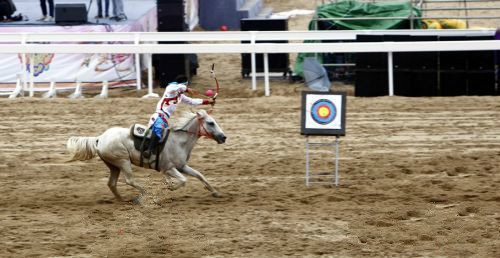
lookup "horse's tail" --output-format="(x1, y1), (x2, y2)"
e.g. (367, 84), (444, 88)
(66, 136), (99, 161)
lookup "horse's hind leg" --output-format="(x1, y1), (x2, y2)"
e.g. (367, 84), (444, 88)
(181, 165), (220, 197)
(103, 160), (123, 201)
(118, 159), (146, 198)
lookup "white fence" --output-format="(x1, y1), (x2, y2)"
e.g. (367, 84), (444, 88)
(0, 30), (498, 97)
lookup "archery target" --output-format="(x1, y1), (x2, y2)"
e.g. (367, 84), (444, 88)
(311, 99), (336, 125)
(305, 94), (343, 130)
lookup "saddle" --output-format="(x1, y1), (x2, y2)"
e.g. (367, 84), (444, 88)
(130, 124), (170, 171)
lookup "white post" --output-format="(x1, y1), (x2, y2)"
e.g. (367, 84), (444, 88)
(96, 80), (108, 98)
(134, 33), (141, 90)
(305, 136), (310, 187)
(29, 53), (34, 97)
(142, 53), (159, 98)
(43, 81), (57, 98)
(250, 31), (257, 91)
(148, 53), (153, 92)
(388, 52), (394, 96)
(69, 81), (84, 99)
(21, 33), (27, 95)
(334, 136), (340, 186)
(8, 74), (22, 99)
(263, 52), (270, 96)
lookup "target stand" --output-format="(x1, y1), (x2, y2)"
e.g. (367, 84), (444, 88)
(301, 91), (346, 187)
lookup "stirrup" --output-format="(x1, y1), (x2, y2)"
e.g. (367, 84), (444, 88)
(143, 151), (152, 158)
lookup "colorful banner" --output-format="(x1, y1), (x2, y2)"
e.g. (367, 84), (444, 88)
(0, 7), (157, 85)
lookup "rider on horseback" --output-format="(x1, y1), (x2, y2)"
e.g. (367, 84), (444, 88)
(144, 82), (215, 158)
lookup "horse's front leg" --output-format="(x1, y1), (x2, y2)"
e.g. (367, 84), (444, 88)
(181, 165), (220, 197)
(163, 167), (187, 191)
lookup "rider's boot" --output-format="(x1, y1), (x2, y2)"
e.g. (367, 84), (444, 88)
(144, 133), (159, 158)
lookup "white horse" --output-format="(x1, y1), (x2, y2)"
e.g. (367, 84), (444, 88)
(66, 109), (226, 201)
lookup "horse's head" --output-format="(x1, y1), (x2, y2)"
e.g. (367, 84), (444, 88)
(196, 110), (226, 144)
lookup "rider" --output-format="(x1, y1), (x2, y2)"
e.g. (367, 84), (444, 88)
(144, 81), (215, 158)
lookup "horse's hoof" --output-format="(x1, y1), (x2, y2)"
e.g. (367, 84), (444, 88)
(152, 197), (163, 206)
(132, 195), (144, 205)
(212, 192), (222, 198)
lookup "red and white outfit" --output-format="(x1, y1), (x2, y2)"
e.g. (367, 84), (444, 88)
(148, 82), (210, 138)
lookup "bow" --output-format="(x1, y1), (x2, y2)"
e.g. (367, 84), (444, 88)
(210, 63), (220, 105)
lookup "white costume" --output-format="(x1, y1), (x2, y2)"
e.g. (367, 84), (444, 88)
(148, 82), (205, 128)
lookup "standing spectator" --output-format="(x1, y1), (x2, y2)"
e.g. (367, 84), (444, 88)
(37, 0), (54, 22)
(95, 0), (110, 19)
(110, 0), (127, 21)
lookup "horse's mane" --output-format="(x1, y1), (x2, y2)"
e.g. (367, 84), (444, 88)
(172, 110), (207, 131)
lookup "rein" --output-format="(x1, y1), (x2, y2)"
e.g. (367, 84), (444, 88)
(175, 116), (213, 139)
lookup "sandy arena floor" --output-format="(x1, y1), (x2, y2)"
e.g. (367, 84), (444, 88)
(1, 89), (499, 257)
(1, 0), (500, 257)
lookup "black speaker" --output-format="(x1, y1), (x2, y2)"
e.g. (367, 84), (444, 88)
(410, 36), (438, 70)
(467, 36), (495, 70)
(412, 70), (438, 96)
(55, 4), (87, 24)
(467, 70), (496, 95)
(355, 69), (388, 97)
(240, 18), (289, 76)
(394, 70), (412, 96)
(384, 35), (413, 70)
(155, 0), (197, 86)
(157, 0), (186, 31)
(154, 53), (190, 86)
(440, 71), (467, 96)
(355, 35), (387, 69)
(439, 36), (468, 70)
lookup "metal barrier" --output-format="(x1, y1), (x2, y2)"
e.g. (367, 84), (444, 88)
(316, 0), (500, 28)
(314, 0), (500, 75)
(0, 30), (498, 97)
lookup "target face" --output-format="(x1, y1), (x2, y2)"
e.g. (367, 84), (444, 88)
(311, 99), (337, 125)
(301, 92), (346, 136)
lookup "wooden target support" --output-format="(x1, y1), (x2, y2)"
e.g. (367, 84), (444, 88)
(305, 136), (340, 187)
(301, 91), (346, 187)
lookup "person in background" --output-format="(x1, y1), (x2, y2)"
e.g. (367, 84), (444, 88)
(110, 0), (127, 22)
(95, 0), (110, 19)
(37, 0), (54, 22)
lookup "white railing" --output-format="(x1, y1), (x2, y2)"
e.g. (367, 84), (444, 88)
(0, 30), (498, 97)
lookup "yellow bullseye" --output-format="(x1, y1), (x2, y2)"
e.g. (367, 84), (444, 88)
(318, 106), (330, 117)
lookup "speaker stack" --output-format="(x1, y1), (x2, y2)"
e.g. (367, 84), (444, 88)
(240, 18), (290, 78)
(438, 36), (468, 96)
(55, 3), (88, 24)
(465, 35), (496, 96)
(408, 35), (439, 97)
(154, 0), (197, 86)
(355, 33), (497, 97)
(354, 35), (388, 97)
(439, 35), (496, 96)
(357, 35), (439, 97)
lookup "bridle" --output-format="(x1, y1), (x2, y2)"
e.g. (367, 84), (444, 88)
(176, 115), (213, 140)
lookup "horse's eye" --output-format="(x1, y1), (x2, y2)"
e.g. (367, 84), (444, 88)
(207, 121), (215, 127)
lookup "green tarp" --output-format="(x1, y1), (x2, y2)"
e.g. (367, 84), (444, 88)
(294, 0), (422, 77)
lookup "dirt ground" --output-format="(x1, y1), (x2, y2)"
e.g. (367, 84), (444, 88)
(1, 1), (500, 257)
(1, 87), (500, 258)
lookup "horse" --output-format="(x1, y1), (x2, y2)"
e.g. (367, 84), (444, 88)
(66, 109), (226, 201)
